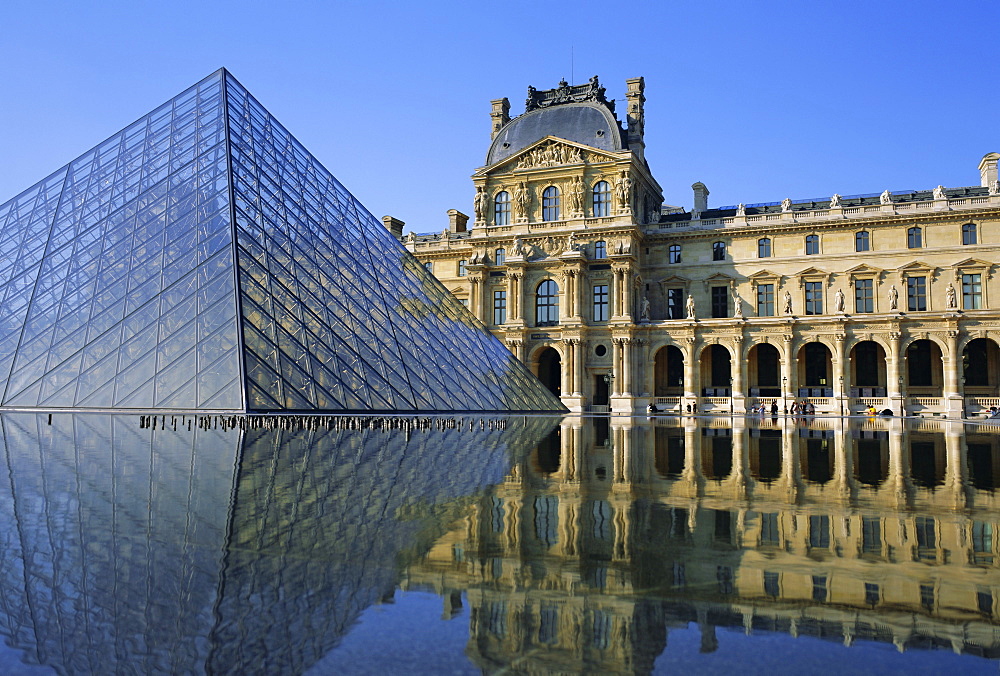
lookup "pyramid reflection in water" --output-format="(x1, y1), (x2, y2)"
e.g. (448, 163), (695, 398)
(0, 413), (558, 674)
(0, 69), (562, 412)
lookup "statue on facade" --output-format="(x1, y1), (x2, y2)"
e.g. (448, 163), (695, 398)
(934, 185), (947, 200)
(640, 296), (651, 321)
(991, 180), (1000, 196)
(783, 290), (793, 315)
(686, 294), (696, 319)
(570, 176), (584, 216)
(733, 288), (744, 318)
(781, 198), (792, 212)
(834, 288), (845, 313)
(615, 171), (632, 213)
(474, 186), (488, 222)
(888, 284), (899, 310)
(564, 231), (579, 252)
(880, 189), (893, 204)
(829, 194), (841, 208)
(736, 203), (746, 217)
(510, 237), (526, 258)
(513, 181), (529, 221)
(946, 282), (957, 309)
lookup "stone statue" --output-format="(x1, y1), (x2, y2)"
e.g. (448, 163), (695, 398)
(513, 182), (529, 221)
(565, 231), (579, 252)
(783, 290), (793, 315)
(510, 237), (525, 258)
(640, 296), (651, 321)
(880, 189), (892, 205)
(736, 203), (746, 217)
(946, 282), (957, 309)
(991, 180), (1000, 196)
(733, 288), (744, 318)
(834, 288), (845, 313)
(570, 176), (584, 215)
(686, 294), (696, 319)
(615, 171), (632, 213)
(933, 185), (947, 200)
(474, 186), (488, 222)
(781, 198), (792, 212)
(830, 194), (842, 208)
(888, 284), (898, 310)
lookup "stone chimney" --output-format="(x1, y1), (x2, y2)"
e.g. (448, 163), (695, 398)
(979, 153), (999, 187)
(382, 215), (404, 239)
(692, 182), (709, 213)
(625, 77), (645, 158)
(490, 98), (510, 140)
(448, 209), (469, 234)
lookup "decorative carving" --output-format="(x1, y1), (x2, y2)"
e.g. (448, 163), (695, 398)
(639, 296), (651, 321)
(880, 189), (893, 204)
(509, 237), (526, 258)
(569, 176), (584, 217)
(474, 186), (488, 222)
(933, 185), (947, 200)
(991, 180), (1000, 196)
(888, 284), (898, 310)
(615, 171), (633, 214)
(834, 288), (845, 313)
(524, 76), (612, 112)
(829, 194), (841, 208)
(783, 290), (793, 315)
(781, 198), (792, 212)
(686, 294), (696, 319)
(513, 181), (529, 222)
(736, 203), (746, 217)
(733, 288), (744, 318)
(946, 282), (958, 308)
(515, 141), (584, 170)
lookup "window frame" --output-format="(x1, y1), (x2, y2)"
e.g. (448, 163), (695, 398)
(907, 276), (927, 311)
(594, 240), (607, 259)
(756, 283), (775, 317)
(668, 243), (681, 264)
(855, 230), (870, 252)
(963, 222), (978, 245)
(666, 287), (685, 319)
(712, 241), (726, 261)
(592, 284), (609, 322)
(542, 185), (561, 222)
(907, 226), (922, 249)
(805, 234), (820, 256)
(592, 180), (611, 217)
(457, 259), (467, 277)
(711, 286), (729, 318)
(963, 273), (983, 309)
(493, 289), (507, 325)
(854, 278), (874, 313)
(804, 281), (823, 315)
(493, 190), (511, 226)
(535, 279), (560, 326)
(757, 237), (771, 258)
(494, 248), (506, 266)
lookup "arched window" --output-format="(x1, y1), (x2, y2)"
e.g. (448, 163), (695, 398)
(535, 279), (560, 326)
(907, 226), (922, 248)
(758, 238), (771, 258)
(542, 186), (561, 221)
(668, 243), (681, 264)
(594, 240), (607, 259)
(963, 222), (978, 245)
(712, 241), (726, 261)
(855, 231), (870, 252)
(805, 234), (819, 255)
(592, 181), (611, 217)
(493, 191), (511, 226)
(494, 248), (506, 266)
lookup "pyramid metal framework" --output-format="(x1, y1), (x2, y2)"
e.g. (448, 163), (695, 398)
(0, 69), (565, 412)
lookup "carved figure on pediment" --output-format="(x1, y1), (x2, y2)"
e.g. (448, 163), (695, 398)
(474, 186), (488, 222)
(835, 288), (845, 313)
(888, 284), (898, 310)
(880, 189), (892, 204)
(570, 176), (584, 216)
(934, 185), (947, 200)
(510, 237), (525, 258)
(736, 203), (746, 217)
(513, 182), (529, 221)
(686, 294), (696, 319)
(830, 194), (842, 208)
(946, 282), (957, 309)
(781, 198), (792, 212)
(783, 290), (793, 315)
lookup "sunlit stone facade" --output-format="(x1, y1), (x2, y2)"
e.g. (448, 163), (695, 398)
(402, 76), (1000, 417)
(404, 417), (1000, 672)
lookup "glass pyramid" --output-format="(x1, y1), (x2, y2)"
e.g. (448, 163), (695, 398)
(0, 69), (565, 413)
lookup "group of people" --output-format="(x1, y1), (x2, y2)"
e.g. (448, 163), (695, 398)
(748, 402), (780, 416)
(789, 401), (816, 415)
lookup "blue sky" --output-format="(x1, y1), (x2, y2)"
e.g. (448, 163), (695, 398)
(1, 0), (997, 232)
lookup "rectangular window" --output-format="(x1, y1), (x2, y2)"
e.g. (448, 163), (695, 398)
(493, 290), (507, 325)
(424, 261), (433, 274)
(865, 582), (880, 606)
(854, 279), (873, 313)
(759, 512), (779, 547)
(763, 571), (780, 598)
(458, 298), (468, 308)
(667, 288), (684, 319)
(758, 238), (771, 258)
(805, 281), (823, 315)
(711, 286), (728, 318)
(757, 283), (775, 317)
(862, 516), (882, 554)
(812, 576), (828, 603)
(458, 260), (467, 276)
(908, 227), (922, 248)
(592, 284), (609, 322)
(907, 276), (927, 311)
(963, 273), (983, 309)
(809, 515), (830, 549)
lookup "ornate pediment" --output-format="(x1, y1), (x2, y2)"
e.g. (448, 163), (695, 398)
(480, 136), (620, 174)
(844, 263), (882, 275)
(748, 269), (781, 287)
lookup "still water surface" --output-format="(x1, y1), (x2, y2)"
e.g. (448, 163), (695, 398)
(0, 413), (997, 674)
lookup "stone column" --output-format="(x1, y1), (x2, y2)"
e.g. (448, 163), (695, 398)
(887, 330), (903, 407)
(732, 336), (745, 411)
(944, 329), (961, 416)
(888, 423), (909, 504)
(561, 338), (574, 395)
(684, 337), (699, 411)
(782, 334), (795, 408)
(834, 333), (847, 414)
(508, 271), (523, 323)
(573, 339), (584, 396)
(945, 426), (967, 507)
(622, 338), (633, 397)
(468, 273), (484, 323)
(612, 338), (624, 396)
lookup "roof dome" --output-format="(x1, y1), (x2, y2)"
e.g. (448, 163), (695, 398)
(486, 102), (626, 166)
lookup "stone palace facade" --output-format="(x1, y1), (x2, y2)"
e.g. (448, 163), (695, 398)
(397, 76), (1000, 417)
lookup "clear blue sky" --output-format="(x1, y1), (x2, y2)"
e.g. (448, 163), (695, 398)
(1, 0), (997, 232)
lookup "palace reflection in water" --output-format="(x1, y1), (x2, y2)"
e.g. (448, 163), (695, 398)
(405, 416), (1000, 674)
(0, 413), (999, 674)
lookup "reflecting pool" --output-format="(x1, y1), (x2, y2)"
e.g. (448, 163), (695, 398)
(0, 414), (999, 674)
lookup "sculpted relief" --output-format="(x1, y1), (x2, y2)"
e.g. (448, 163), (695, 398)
(510, 141), (609, 171)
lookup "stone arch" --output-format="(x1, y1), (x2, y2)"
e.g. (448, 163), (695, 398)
(962, 337), (1000, 393)
(532, 345), (563, 397)
(849, 340), (888, 391)
(796, 341), (833, 391)
(653, 344), (685, 396)
(699, 343), (733, 393)
(747, 343), (781, 395)
(903, 338), (944, 395)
